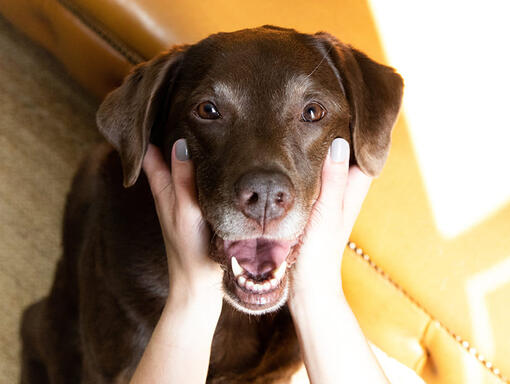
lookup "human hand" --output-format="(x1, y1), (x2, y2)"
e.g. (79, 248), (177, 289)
(287, 139), (388, 383)
(142, 140), (223, 308)
(290, 138), (372, 304)
(132, 140), (223, 384)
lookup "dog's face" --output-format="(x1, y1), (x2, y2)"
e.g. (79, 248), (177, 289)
(97, 26), (403, 315)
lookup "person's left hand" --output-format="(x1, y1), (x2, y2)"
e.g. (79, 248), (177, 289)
(289, 138), (372, 303)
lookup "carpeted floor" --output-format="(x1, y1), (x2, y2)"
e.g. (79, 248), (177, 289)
(0, 16), (100, 382)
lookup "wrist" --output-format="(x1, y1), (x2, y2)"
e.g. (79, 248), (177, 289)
(166, 280), (224, 320)
(290, 272), (345, 306)
(289, 283), (349, 318)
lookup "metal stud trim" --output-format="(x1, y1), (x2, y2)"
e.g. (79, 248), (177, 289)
(347, 241), (508, 383)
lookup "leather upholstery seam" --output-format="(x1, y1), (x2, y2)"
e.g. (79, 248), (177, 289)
(55, 0), (145, 65)
(346, 241), (508, 383)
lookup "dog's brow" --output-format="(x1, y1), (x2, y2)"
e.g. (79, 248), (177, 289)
(213, 82), (247, 105)
(280, 74), (344, 113)
(283, 75), (314, 99)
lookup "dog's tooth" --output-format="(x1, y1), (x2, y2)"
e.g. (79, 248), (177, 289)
(231, 256), (243, 277)
(270, 278), (278, 289)
(238, 275), (246, 287)
(254, 283), (262, 293)
(246, 280), (254, 290)
(263, 282), (271, 291)
(273, 261), (287, 282)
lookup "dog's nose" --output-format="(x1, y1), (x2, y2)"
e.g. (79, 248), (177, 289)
(235, 171), (294, 226)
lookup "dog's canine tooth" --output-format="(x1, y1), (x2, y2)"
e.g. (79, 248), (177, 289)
(270, 278), (278, 289)
(273, 261), (287, 282)
(231, 256), (243, 277)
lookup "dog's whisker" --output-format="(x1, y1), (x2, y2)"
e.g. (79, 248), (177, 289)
(305, 44), (333, 79)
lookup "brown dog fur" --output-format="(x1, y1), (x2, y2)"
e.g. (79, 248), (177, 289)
(20, 26), (403, 383)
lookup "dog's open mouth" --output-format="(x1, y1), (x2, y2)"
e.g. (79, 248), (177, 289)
(214, 237), (300, 314)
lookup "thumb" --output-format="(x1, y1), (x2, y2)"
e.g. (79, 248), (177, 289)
(171, 139), (201, 218)
(143, 143), (173, 202)
(315, 138), (351, 215)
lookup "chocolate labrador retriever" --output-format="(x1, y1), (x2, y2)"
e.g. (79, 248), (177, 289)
(20, 26), (403, 383)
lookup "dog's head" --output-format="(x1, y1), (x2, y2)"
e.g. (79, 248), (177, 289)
(97, 26), (403, 315)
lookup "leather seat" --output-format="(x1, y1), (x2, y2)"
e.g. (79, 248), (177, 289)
(2, 1), (509, 383)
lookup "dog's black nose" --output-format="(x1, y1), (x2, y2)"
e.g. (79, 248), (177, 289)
(235, 171), (294, 226)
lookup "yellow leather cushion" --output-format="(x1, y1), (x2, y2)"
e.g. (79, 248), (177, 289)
(2, 1), (509, 383)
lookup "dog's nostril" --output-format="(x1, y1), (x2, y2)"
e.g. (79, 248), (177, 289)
(248, 192), (259, 205)
(275, 192), (284, 205)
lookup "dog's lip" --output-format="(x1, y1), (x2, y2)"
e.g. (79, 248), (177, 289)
(215, 234), (302, 243)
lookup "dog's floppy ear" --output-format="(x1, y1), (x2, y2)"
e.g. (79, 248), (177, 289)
(315, 33), (404, 176)
(97, 46), (188, 187)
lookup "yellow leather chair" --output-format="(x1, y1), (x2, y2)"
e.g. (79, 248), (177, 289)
(2, 1), (508, 383)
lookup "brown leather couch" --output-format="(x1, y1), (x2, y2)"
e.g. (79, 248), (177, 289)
(2, 1), (509, 383)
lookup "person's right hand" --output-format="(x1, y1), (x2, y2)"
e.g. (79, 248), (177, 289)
(132, 140), (224, 384)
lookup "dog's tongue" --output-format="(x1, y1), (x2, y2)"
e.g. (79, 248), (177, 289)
(224, 238), (292, 277)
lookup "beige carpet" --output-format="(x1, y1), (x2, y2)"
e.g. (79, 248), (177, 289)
(0, 16), (100, 382)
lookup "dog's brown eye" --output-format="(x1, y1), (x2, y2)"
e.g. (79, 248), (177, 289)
(302, 102), (325, 122)
(196, 101), (221, 119)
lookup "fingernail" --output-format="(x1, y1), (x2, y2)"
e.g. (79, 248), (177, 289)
(175, 139), (190, 161)
(330, 138), (349, 163)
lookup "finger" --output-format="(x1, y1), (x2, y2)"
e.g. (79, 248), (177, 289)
(143, 144), (173, 201)
(171, 139), (210, 254)
(342, 166), (372, 231)
(315, 138), (351, 214)
(171, 139), (201, 214)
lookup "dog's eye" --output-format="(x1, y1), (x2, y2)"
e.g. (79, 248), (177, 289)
(302, 102), (326, 122)
(196, 102), (221, 119)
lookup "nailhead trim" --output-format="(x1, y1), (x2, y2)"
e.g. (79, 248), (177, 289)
(347, 241), (509, 383)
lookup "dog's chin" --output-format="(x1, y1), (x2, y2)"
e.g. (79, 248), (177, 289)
(212, 235), (301, 315)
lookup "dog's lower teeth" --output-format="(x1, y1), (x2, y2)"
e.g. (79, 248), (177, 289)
(234, 260), (289, 295)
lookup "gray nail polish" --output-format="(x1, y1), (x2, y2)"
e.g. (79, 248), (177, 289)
(330, 138), (349, 163)
(175, 139), (190, 161)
